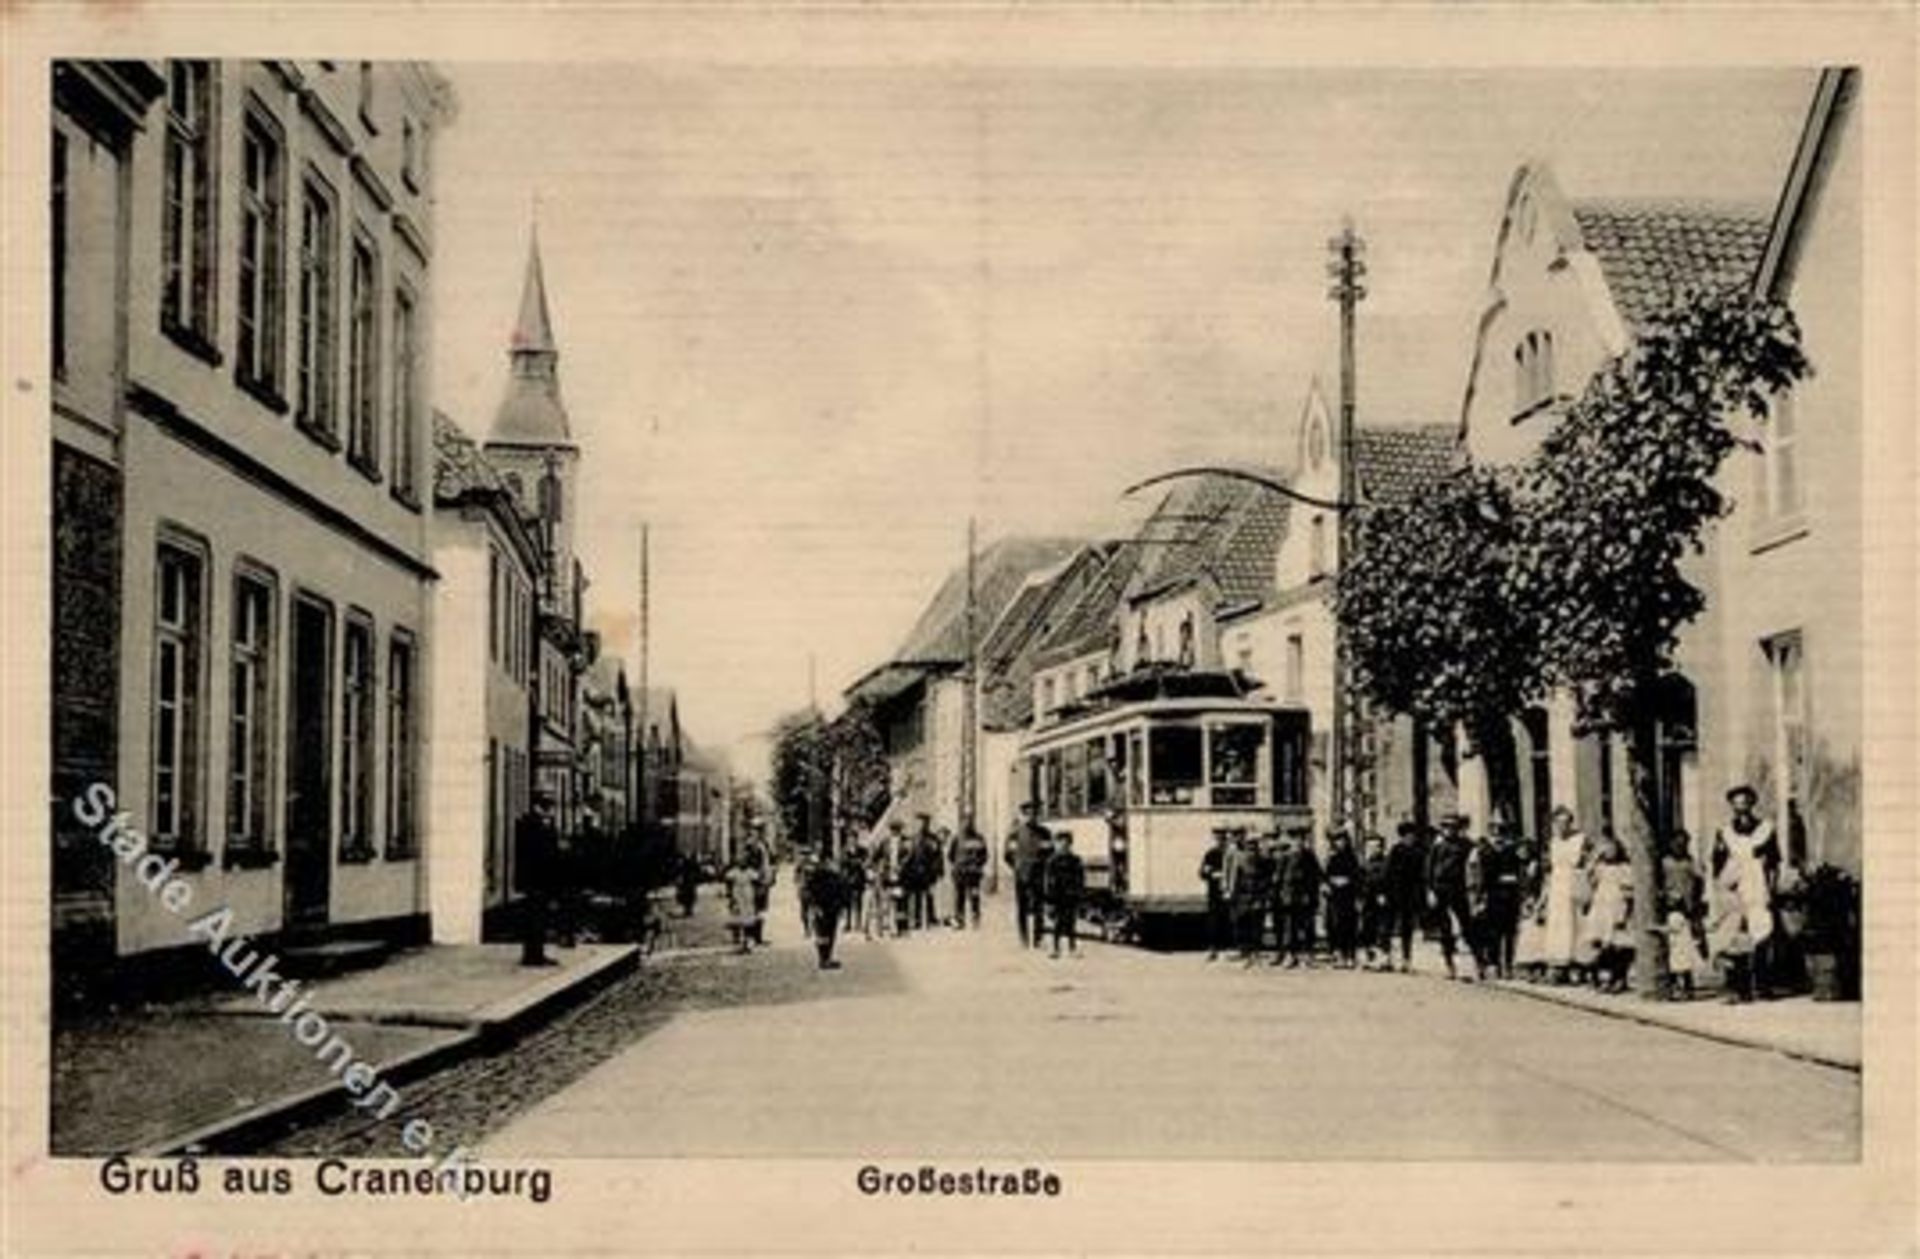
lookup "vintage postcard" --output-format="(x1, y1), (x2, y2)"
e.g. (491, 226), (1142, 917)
(3, 3), (1914, 1254)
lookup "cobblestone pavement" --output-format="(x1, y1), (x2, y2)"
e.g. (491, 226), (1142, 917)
(262, 889), (903, 1157)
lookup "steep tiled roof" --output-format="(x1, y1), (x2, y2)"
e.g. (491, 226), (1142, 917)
(891, 536), (1082, 667)
(1035, 540), (1145, 665)
(433, 410), (510, 503)
(1570, 200), (1773, 328)
(1354, 425), (1459, 506)
(1127, 469), (1292, 611)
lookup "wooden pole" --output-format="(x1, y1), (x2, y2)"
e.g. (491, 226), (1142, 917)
(1327, 220), (1367, 838)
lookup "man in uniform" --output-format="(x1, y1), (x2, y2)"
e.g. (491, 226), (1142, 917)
(1004, 802), (1051, 948)
(743, 825), (773, 945)
(1481, 819), (1526, 979)
(804, 854), (851, 970)
(1322, 829), (1363, 969)
(1226, 831), (1273, 967)
(1384, 821), (1426, 972)
(1427, 814), (1476, 980)
(1276, 825), (1322, 967)
(1043, 830), (1087, 959)
(515, 791), (561, 967)
(949, 824), (990, 929)
(1198, 829), (1233, 961)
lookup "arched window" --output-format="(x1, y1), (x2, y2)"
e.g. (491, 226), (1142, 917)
(1177, 614), (1195, 668)
(1309, 514), (1329, 577)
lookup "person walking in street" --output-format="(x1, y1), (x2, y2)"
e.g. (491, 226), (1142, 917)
(1043, 830), (1087, 958)
(795, 847), (818, 941)
(1226, 831), (1272, 967)
(1384, 821), (1425, 972)
(1714, 784), (1783, 998)
(1005, 802), (1051, 948)
(724, 855), (761, 954)
(1581, 833), (1636, 992)
(742, 828), (774, 946)
(898, 818), (930, 933)
(1540, 805), (1591, 984)
(1199, 830), (1233, 961)
(1661, 829), (1707, 1000)
(1426, 814), (1475, 980)
(674, 850), (701, 918)
(1481, 819), (1525, 980)
(949, 824), (989, 929)
(1322, 829), (1362, 969)
(515, 791), (562, 967)
(1359, 833), (1393, 970)
(1277, 826), (1322, 968)
(843, 840), (870, 936)
(804, 855), (851, 970)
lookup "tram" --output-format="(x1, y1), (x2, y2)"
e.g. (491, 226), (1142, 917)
(1016, 669), (1313, 943)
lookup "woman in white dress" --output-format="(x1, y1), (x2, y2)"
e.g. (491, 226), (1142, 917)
(1541, 805), (1588, 984)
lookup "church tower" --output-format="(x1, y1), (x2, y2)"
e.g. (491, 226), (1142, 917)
(484, 227), (582, 620)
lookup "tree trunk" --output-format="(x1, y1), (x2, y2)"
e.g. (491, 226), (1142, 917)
(1623, 703), (1668, 998)
(1470, 715), (1523, 832)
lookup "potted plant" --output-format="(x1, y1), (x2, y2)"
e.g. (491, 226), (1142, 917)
(1798, 863), (1860, 1002)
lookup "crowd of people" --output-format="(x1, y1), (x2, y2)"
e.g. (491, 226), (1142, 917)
(588, 779), (1801, 1003)
(1195, 784), (1798, 1003)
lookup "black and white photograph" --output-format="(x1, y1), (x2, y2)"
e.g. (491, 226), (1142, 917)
(6, 5), (1916, 1255)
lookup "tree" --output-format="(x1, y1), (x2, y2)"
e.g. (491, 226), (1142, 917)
(825, 699), (891, 841)
(769, 710), (830, 853)
(1515, 286), (1808, 995)
(1337, 463), (1543, 825)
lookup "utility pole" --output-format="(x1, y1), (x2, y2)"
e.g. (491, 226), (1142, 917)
(1326, 220), (1367, 837)
(961, 517), (979, 843)
(636, 523), (650, 853)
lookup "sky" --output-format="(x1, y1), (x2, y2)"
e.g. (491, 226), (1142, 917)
(427, 64), (1815, 780)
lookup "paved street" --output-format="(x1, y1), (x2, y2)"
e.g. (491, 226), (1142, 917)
(460, 886), (1857, 1164)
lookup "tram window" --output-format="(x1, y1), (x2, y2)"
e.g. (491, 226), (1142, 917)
(1273, 719), (1309, 807)
(1063, 741), (1087, 816)
(1148, 726), (1203, 805)
(1086, 738), (1110, 812)
(1044, 749), (1063, 818)
(1128, 732), (1144, 806)
(1210, 724), (1264, 807)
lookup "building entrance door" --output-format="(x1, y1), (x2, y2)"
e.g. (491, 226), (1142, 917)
(285, 595), (334, 928)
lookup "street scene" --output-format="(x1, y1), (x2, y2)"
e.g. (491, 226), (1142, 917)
(46, 57), (1866, 1166)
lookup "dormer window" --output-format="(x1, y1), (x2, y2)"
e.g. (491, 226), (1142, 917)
(1513, 328), (1556, 418)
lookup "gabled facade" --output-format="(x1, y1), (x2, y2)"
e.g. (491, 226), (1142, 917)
(1456, 158), (1777, 844)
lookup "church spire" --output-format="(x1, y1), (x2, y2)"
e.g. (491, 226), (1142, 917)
(490, 222), (573, 447)
(511, 226), (558, 359)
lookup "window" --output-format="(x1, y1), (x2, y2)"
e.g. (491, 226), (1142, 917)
(295, 177), (336, 435)
(1148, 725), (1204, 806)
(1763, 389), (1802, 521)
(1309, 515), (1328, 578)
(153, 540), (206, 850)
(486, 738), (500, 899)
(227, 569), (276, 856)
(1063, 741), (1087, 816)
(162, 60), (217, 346)
(385, 632), (418, 858)
(1766, 632), (1809, 835)
(391, 286), (419, 501)
(1514, 329), (1556, 416)
(1209, 724), (1265, 808)
(1043, 749), (1063, 817)
(488, 548), (501, 664)
(1284, 634), (1305, 702)
(1177, 615), (1195, 668)
(1084, 664), (1098, 696)
(1272, 716), (1310, 807)
(236, 105), (285, 398)
(52, 129), (68, 380)
(340, 616), (376, 860)
(1134, 618), (1149, 667)
(347, 234), (380, 476)
(357, 61), (377, 131)
(1041, 677), (1056, 717)
(1523, 707), (1552, 847)
(402, 117), (420, 191)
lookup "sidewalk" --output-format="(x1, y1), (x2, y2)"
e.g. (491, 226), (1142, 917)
(52, 941), (637, 1156)
(1399, 942), (1860, 1071)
